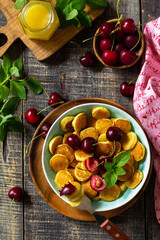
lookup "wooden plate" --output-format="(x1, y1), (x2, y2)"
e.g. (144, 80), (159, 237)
(0, 0), (104, 61)
(29, 98), (153, 221)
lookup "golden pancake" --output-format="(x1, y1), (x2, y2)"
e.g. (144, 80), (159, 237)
(49, 135), (63, 155)
(60, 116), (75, 132)
(75, 149), (94, 161)
(98, 133), (108, 142)
(82, 180), (97, 198)
(125, 170), (143, 189)
(117, 163), (134, 182)
(80, 127), (99, 141)
(72, 112), (87, 132)
(130, 141), (145, 161)
(120, 131), (138, 150)
(113, 118), (131, 133)
(55, 170), (74, 189)
(55, 144), (75, 163)
(91, 106), (110, 119)
(95, 118), (113, 135)
(74, 162), (92, 182)
(50, 154), (69, 173)
(95, 141), (113, 157)
(99, 184), (121, 201)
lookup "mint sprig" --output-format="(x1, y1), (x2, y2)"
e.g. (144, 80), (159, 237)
(56, 0), (107, 28)
(104, 151), (131, 188)
(15, 0), (29, 10)
(0, 54), (43, 100)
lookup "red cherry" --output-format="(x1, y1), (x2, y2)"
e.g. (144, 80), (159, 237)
(100, 39), (112, 51)
(115, 42), (125, 53)
(40, 123), (51, 139)
(25, 108), (41, 125)
(67, 134), (81, 150)
(124, 35), (139, 49)
(81, 137), (96, 153)
(120, 49), (137, 65)
(90, 175), (106, 191)
(48, 92), (62, 107)
(80, 52), (95, 67)
(8, 187), (23, 202)
(120, 81), (135, 97)
(115, 30), (125, 42)
(99, 22), (113, 39)
(85, 157), (99, 173)
(102, 50), (118, 66)
(106, 127), (123, 141)
(121, 19), (137, 34)
(59, 183), (76, 196)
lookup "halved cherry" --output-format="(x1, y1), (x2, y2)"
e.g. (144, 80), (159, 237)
(85, 157), (99, 173)
(90, 175), (106, 191)
(59, 183), (76, 196)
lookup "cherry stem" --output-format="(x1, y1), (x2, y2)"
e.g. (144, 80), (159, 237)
(70, 41), (85, 56)
(10, 198), (17, 218)
(82, 32), (103, 43)
(25, 132), (45, 154)
(129, 78), (136, 84)
(37, 101), (64, 115)
(77, 161), (103, 172)
(110, 34), (115, 51)
(117, 0), (120, 20)
(101, 141), (116, 158)
(130, 28), (141, 51)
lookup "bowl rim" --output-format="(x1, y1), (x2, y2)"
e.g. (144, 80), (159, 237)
(93, 18), (145, 69)
(42, 101), (152, 212)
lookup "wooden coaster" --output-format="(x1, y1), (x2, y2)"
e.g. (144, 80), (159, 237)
(0, 0), (104, 60)
(29, 98), (153, 221)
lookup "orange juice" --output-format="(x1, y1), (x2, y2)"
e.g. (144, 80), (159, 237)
(18, 0), (60, 40)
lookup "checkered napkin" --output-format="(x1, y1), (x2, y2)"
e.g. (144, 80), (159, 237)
(133, 17), (160, 223)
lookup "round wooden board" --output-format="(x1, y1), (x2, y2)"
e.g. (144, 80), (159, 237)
(29, 98), (153, 221)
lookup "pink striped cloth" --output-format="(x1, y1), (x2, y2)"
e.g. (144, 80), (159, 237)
(133, 17), (160, 223)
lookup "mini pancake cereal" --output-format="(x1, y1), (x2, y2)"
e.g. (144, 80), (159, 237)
(48, 106), (146, 207)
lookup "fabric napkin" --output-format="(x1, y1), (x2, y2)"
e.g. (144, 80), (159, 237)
(133, 17), (160, 223)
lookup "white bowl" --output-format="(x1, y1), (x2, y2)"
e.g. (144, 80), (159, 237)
(42, 102), (151, 212)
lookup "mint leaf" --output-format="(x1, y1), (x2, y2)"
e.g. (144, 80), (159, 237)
(7, 116), (23, 132)
(66, 9), (78, 20)
(3, 54), (12, 74)
(86, 0), (107, 9)
(10, 80), (26, 100)
(0, 100), (3, 109)
(26, 78), (43, 94)
(104, 162), (115, 171)
(0, 97), (20, 115)
(0, 65), (7, 83)
(114, 151), (131, 167)
(15, 0), (29, 10)
(9, 67), (20, 77)
(13, 58), (23, 71)
(0, 85), (10, 100)
(0, 118), (7, 141)
(104, 171), (117, 188)
(76, 10), (92, 27)
(72, 0), (86, 10)
(114, 167), (126, 176)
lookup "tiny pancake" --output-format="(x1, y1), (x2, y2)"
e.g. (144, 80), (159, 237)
(98, 133), (108, 142)
(86, 117), (96, 128)
(63, 132), (73, 144)
(117, 163), (134, 182)
(60, 116), (75, 132)
(120, 131), (138, 150)
(125, 170), (143, 189)
(95, 141), (113, 157)
(95, 118), (112, 135)
(55, 144), (75, 163)
(131, 141), (145, 161)
(55, 170), (74, 189)
(91, 106), (110, 119)
(72, 112), (87, 132)
(69, 158), (79, 168)
(113, 118), (131, 133)
(67, 168), (77, 180)
(70, 185), (84, 202)
(68, 194), (84, 207)
(67, 181), (81, 199)
(127, 154), (135, 166)
(49, 136), (63, 155)
(114, 141), (121, 156)
(117, 181), (127, 192)
(74, 162), (92, 182)
(80, 127), (99, 141)
(75, 149), (94, 161)
(82, 180), (97, 198)
(50, 154), (69, 173)
(99, 184), (121, 201)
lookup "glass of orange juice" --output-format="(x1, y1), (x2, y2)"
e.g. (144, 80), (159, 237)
(18, 0), (60, 40)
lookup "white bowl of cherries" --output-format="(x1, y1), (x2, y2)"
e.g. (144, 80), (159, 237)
(93, 18), (144, 69)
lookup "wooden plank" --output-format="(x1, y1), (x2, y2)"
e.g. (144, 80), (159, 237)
(141, 1), (160, 239)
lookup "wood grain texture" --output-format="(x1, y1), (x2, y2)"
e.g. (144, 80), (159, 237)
(0, 0), (160, 239)
(0, 0), (104, 60)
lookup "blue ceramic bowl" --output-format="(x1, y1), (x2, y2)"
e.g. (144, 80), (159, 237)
(42, 103), (151, 212)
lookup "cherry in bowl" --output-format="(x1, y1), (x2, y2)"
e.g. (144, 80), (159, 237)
(106, 126), (123, 141)
(90, 175), (106, 191)
(85, 157), (99, 173)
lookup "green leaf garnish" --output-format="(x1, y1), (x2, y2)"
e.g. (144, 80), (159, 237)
(26, 78), (43, 94)
(0, 97), (20, 115)
(15, 0), (29, 10)
(86, 0), (107, 9)
(104, 151), (131, 188)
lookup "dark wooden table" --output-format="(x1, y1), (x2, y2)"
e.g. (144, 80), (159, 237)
(1, 1), (160, 239)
